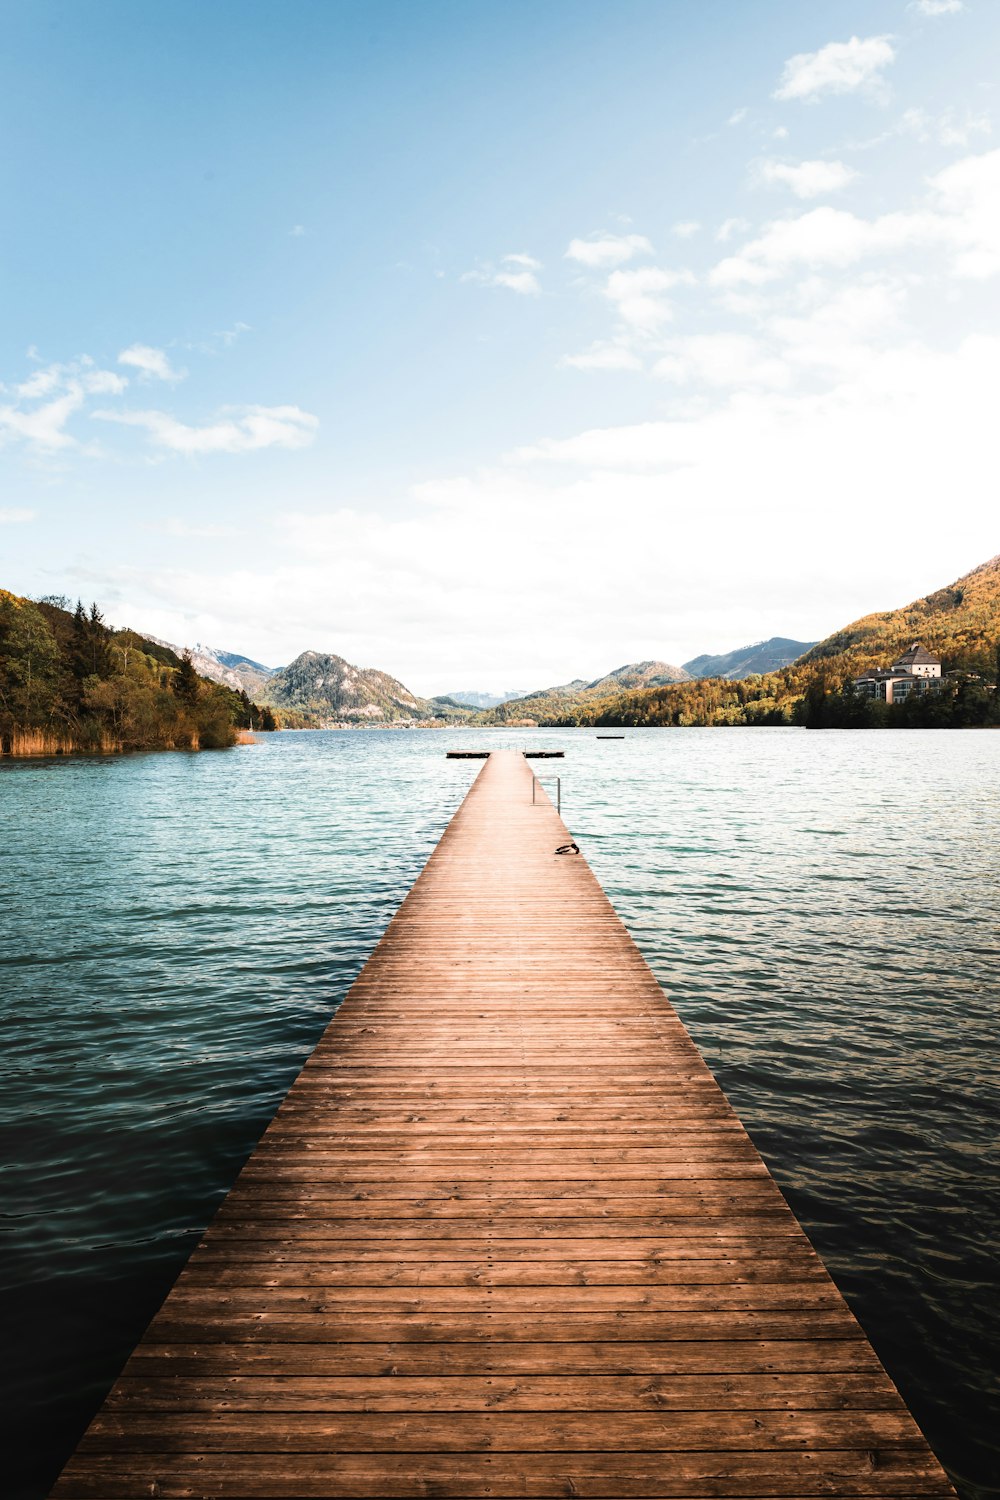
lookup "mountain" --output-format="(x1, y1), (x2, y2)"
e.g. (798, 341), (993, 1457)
(489, 660), (690, 722)
(683, 637), (816, 680)
(586, 660), (691, 692)
(202, 647), (276, 696)
(261, 650), (445, 724)
(143, 637), (276, 697)
(441, 689), (530, 709)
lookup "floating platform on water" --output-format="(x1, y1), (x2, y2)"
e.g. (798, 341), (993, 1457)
(51, 750), (955, 1499)
(596, 734), (625, 739)
(447, 751), (564, 759)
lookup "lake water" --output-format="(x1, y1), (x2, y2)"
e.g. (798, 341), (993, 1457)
(2, 727), (997, 1499)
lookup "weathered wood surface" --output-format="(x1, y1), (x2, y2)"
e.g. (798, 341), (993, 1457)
(52, 750), (954, 1498)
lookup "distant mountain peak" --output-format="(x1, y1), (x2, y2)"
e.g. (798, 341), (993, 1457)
(683, 637), (816, 680)
(261, 649), (429, 723)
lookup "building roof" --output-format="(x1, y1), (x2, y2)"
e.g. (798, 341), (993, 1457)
(892, 642), (940, 666)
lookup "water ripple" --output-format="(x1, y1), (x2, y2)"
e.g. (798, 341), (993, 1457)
(1, 727), (997, 1499)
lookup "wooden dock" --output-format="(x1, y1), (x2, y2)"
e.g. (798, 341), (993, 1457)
(52, 750), (954, 1498)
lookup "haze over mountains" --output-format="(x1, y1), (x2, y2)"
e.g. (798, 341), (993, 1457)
(151, 634), (819, 725)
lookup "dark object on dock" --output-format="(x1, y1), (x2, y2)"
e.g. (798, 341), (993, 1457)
(51, 750), (957, 1500)
(523, 749), (564, 757)
(446, 750), (491, 758)
(597, 734), (625, 739)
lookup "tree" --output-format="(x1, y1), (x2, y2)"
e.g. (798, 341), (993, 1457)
(173, 650), (201, 706)
(0, 597), (63, 726)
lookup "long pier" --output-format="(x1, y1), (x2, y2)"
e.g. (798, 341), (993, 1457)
(53, 750), (954, 1498)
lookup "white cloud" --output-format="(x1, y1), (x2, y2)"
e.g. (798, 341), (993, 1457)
(0, 355), (132, 452)
(604, 266), (694, 331)
(672, 221), (702, 238)
(892, 106), (991, 148)
(462, 259), (542, 295)
(653, 334), (790, 390)
(0, 389), (87, 450)
(93, 404), (319, 455)
(757, 158), (858, 199)
(215, 321), (252, 349)
(97, 331), (998, 688)
(716, 217), (750, 243)
(290, 224), (306, 236)
(565, 233), (654, 268)
(911, 0), (963, 14)
(767, 279), (908, 377)
(711, 149), (1000, 285)
(930, 148), (1000, 276)
(118, 344), (187, 383)
(727, 108), (748, 126)
(559, 342), (643, 372)
(493, 270), (541, 295)
(0, 507), (36, 523)
(773, 35), (896, 102)
(15, 360), (126, 400)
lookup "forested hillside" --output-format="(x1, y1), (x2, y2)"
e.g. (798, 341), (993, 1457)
(0, 591), (274, 755)
(485, 554), (1000, 729)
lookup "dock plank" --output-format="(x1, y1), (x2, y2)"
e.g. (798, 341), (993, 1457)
(50, 750), (955, 1499)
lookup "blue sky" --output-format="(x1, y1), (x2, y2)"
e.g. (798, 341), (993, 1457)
(2, 0), (998, 692)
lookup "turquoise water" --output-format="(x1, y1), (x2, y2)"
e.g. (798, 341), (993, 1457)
(1, 727), (997, 1498)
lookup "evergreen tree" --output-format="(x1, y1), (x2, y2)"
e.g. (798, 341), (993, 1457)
(173, 650), (201, 706)
(70, 601), (90, 681)
(86, 603), (112, 676)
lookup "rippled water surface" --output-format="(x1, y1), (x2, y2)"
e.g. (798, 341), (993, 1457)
(2, 728), (997, 1498)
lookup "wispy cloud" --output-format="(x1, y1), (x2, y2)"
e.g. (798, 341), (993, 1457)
(716, 217), (750, 243)
(774, 35), (896, 102)
(0, 356), (127, 451)
(93, 404), (319, 454)
(559, 342), (643, 372)
(290, 224), (306, 236)
(0, 507), (36, 524)
(672, 221), (702, 239)
(462, 254), (542, 295)
(0, 390), (85, 450)
(756, 158), (858, 198)
(118, 344), (187, 382)
(910, 0), (963, 14)
(565, 233), (653, 269)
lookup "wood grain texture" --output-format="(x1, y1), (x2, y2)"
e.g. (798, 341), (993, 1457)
(50, 750), (955, 1499)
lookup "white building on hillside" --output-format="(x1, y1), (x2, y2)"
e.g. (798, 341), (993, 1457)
(852, 643), (943, 704)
